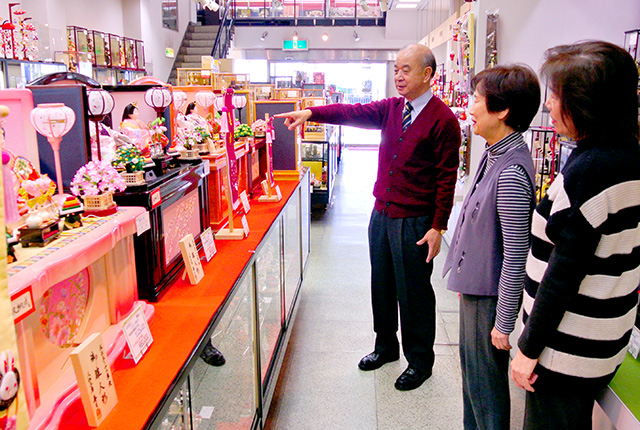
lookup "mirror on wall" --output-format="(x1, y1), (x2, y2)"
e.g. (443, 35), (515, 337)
(162, 0), (179, 31)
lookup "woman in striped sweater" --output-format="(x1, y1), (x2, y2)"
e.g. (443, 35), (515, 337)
(511, 41), (640, 430)
(444, 65), (540, 430)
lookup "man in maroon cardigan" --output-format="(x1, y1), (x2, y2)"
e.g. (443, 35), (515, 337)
(276, 44), (461, 391)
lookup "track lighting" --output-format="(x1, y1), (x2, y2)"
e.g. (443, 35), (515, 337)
(353, 31), (360, 42)
(260, 31), (268, 41)
(321, 33), (328, 42)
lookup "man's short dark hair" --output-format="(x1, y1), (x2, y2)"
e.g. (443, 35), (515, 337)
(541, 40), (639, 143)
(471, 65), (541, 132)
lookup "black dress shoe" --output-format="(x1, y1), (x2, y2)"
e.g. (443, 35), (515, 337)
(358, 352), (399, 371)
(394, 366), (431, 391)
(200, 341), (226, 366)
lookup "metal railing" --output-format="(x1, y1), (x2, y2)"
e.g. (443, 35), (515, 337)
(211, 6), (234, 59)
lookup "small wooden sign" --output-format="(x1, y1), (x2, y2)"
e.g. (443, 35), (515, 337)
(122, 305), (153, 364)
(240, 190), (251, 213)
(275, 185), (282, 200)
(70, 333), (118, 427)
(200, 227), (217, 262)
(179, 234), (204, 284)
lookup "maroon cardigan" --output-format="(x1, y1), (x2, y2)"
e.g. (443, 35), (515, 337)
(309, 96), (461, 230)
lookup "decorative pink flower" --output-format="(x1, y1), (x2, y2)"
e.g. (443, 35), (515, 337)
(71, 160), (126, 196)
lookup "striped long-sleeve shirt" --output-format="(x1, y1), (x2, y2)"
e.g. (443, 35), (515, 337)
(518, 139), (640, 393)
(480, 133), (534, 334)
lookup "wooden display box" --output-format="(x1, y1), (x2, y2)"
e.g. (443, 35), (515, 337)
(18, 219), (60, 247)
(112, 162), (210, 301)
(202, 142), (249, 232)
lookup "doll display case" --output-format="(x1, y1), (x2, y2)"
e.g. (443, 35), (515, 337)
(301, 124), (339, 207)
(176, 68), (216, 86)
(248, 137), (268, 197)
(66, 26), (92, 63)
(8, 207), (152, 428)
(113, 162), (210, 301)
(250, 83), (274, 101)
(108, 34), (126, 69)
(274, 88), (302, 99)
(301, 97), (325, 141)
(213, 73), (249, 91)
(91, 31), (110, 67)
(135, 39), (145, 71)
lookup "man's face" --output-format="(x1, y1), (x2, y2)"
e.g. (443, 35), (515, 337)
(394, 50), (431, 101)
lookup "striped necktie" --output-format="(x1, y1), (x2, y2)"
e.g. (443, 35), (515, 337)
(402, 102), (413, 131)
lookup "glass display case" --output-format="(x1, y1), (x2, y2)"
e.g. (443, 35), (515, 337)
(0, 59), (66, 88)
(274, 88), (301, 99)
(109, 33), (126, 68)
(301, 125), (340, 207)
(135, 39), (146, 71)
(124, 37), (137, 70)
(302, 83), (325, 98)
(177, 68), (215, 86)
(150, 379), (193, 430)
(213, 73), (250, 90)
(255, 226), (283, 386)
(250, 83), (274, 101)
(189, 268), (258, 430)
(283, 193), (302, 324)
(302, 97), (325, 140)
(91, 31), (110, 67)
(67, 26), (92, 63)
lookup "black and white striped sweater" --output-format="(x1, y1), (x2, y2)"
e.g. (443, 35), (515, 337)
(518, 139), (640, 393)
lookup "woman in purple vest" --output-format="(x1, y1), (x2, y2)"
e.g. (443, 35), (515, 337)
(443, 65), (540, 430)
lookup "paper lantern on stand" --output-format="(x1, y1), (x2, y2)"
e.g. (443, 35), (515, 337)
(30, 103), (76, 206)
(213, 95), (225, 113)
(144, 86), (173, 119)
(86, 89), (114, 161)
(232, 94), (247, 123)
(195, 91), (215, 116)
(173, 90), (188, 113)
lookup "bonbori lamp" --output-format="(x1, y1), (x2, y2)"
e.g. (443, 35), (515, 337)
(144, 86), (173, 156)
(173, 90), (187, 113)
(86, 89), (114, 161)
(195, 90), (215, 116)
(232, 94), (247, 123)
(144, 86), (173, 119)
(30, 103), (75, 205)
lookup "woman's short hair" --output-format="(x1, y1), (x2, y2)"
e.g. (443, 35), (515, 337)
(186, 102), (197, 115)
(541, 40), (639, 143)
(471, 65), (541, 132)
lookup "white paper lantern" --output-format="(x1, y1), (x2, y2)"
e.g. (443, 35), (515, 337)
(195, 91), (215, 109)
(173, 91), (188, 112)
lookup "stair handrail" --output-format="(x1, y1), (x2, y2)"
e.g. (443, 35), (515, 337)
(211, 5), (232, 59)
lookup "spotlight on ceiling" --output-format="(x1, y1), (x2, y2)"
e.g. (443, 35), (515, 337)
(260, 31), (268, 41)
(353, 31), (360, 42)
(292, 31), (298, 41)
(322, 32), (329, 42)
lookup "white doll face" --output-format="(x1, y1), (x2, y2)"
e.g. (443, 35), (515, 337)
(130, 108), (140, 120)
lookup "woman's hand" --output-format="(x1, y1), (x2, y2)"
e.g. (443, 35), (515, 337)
(510, 349), (539, 392)
(491, 327), (512, 350)
(274, 109), (312, 130)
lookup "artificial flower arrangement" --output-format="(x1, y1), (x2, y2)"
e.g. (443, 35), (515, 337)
(111, 145), (145, 173)
(18, 175), (56, 210)
(234, 123), (253, 140)
(178, 128), (202, 160)
(149, 117), (169, 155)
(111, 145), (146, 186)
(251, 119), (268, 137)
(194, 125), (212, 143)
(70, 160), (126, 197)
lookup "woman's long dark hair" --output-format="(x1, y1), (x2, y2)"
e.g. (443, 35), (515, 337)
(541, 40), (639, 144)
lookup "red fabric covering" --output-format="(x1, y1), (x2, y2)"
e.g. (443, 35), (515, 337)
(58, 180), (299, 430)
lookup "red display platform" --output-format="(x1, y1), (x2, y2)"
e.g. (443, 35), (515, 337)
(52, 180), (300, 430)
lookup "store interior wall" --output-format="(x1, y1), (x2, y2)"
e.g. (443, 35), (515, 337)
(457, 0), (640, 200)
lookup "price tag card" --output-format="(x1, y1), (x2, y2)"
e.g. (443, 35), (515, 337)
(261, 180), (269, 194)
(629, 326), (640, 359)
(179, 234), (204, 284)
(150, 189), (162, 209)
(241, 215), (250, 237)
(135, 211), (150, 236)
(122, 304), (154, 364)
(11, 286), (35, 324)
(201, 227), (217, 262)
(240, 190), (251, 213)
(275, 185), (282, 200)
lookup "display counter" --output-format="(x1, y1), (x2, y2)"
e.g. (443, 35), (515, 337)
(52, 171), (310, 430)
(597, 354), (640, 429)
(8, 207), (152, 430)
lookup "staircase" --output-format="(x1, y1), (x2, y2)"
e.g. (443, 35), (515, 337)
(168, 22), (219, 85)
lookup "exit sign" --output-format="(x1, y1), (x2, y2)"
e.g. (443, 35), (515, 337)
(283, 40), (308, 51)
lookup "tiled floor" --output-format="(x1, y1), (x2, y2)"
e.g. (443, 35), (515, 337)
(264, 147), (525, 429)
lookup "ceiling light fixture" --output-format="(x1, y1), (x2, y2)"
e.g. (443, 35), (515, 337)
(292, 31), (298, 41)
(353, 31), (360, 42)
(322, 33), (328, 42)
(260, 31), (268, 41)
